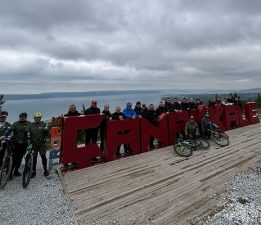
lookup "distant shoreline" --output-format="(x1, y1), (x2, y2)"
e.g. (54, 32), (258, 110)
(3, 88), (261, 101)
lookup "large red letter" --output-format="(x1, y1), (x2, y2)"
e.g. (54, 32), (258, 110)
(208, 105), (225, 131)
(168, 111), (189, 144)
(223, 105), (240, 130)
(61, 115), (103, 169)
(104, 119), (140, 162)
(244, 102), (260, 124)
(140, 113), (169, 152)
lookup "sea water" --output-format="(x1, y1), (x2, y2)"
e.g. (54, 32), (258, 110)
(2, 92), (164, 123)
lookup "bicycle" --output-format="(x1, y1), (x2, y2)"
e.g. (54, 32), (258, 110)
(0, 138), (13, 189)
(22, 144), (34, 188)
(174, 137), (210, 157)
(210, 127), (229, 147)
(202, 124), (229, 147)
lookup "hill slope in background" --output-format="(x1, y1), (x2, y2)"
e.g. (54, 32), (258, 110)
(2, 87), (261, 101)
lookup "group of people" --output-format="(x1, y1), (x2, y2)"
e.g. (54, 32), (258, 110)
(207, 95), (243, 108)
(184, 113), (214, 141)
(64, 97), (217, 156)
(0, 111), (49, 179)
(0, 95), (228, 174)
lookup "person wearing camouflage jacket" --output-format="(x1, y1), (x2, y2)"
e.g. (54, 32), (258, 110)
(29, 112), (49, 178)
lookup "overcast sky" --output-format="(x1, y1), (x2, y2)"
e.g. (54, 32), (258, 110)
(1, 0), (261, 94)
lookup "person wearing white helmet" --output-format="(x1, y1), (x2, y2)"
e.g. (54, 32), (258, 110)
(29, 112), (49, 177)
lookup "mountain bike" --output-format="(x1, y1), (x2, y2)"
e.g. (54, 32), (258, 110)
(174, 137), (210, 157)
(210, 127), (229, 147)
(204, 124), (229, 147)
(0, 138), (13, 189)
(22, 144), (34, 188)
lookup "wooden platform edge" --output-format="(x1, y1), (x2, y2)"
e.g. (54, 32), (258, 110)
(57, 166), (79, 225)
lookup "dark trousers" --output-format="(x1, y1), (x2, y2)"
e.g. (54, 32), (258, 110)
(0, 142), (7, 167)
(33, 154), (47, 172)
(85, 128), (99, 144)
(12, 142), (27, 172)
(100, 127), (105, 150)
(32, 142), (47, 172)
(149, 136), (155, 148)
(116, 145), (121, 155)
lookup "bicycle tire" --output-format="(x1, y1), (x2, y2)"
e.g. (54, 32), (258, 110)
(212, 133), (230, 147)
(22, 153), (33, 188)
(174, 143), (193, 157)
(0, 153), (13, 189)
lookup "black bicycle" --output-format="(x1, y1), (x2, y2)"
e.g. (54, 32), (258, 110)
(210, 125), (229, 147)
(22, 144), (34, 188)
(0, 138), (13, 189)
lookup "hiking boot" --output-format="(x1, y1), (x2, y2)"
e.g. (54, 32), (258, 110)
(13, 170), (21, 177)
(31, 171), (36, 178)
(44, 170), (49, 177)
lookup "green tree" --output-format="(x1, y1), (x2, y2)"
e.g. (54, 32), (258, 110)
(0, 94), (5, 112)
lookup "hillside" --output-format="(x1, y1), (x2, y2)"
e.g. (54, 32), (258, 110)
(3, 87), (261, 101)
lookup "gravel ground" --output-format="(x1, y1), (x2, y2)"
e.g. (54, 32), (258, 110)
(0, 154), (75, 225)
(204, 168), (261, 225)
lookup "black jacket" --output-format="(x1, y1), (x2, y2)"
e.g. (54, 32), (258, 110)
(156, 107), (166, 117)
(64, 111), (81, 117)
(144, 110), (157, 125)
(84, 107), (100, 115)
(112, 112), (124, 120)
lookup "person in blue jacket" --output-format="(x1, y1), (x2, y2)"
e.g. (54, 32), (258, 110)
(123, 102), (137, 119)
(122, 102), (136, 154)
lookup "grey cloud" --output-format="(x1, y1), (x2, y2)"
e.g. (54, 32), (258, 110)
(0, 0), (261, 93)
(0, 1), (124, 32)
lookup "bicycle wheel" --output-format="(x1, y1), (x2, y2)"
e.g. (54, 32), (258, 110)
(174, 143), (193, 157)
(212, 132), (229, 147)
(22, 153), (33, 188)
(0, 152), (13, 189)
(198, 139), (210, 149)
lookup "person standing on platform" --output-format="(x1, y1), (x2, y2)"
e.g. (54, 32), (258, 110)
(84, 100), (100, 144)
(123, 102), (136, 154)
(112, 106), (124, 157)
(64, 104), (81, 117)
(134, 101), (143, 118)
(143, 104), (157, 149)
(156, 101), (166, 118)
(100, 104), (112, 151)
(123, 102), (137, 119)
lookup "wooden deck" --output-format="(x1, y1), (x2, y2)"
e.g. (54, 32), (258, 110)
(60, 123), (261, 225)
